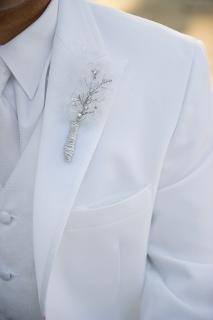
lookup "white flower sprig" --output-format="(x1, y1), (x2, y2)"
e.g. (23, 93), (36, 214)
(64, 68), (112, 162)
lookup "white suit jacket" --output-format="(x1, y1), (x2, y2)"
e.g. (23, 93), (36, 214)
(32, 0), (213, 319)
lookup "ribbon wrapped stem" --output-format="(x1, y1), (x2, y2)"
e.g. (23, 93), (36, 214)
(64, 120), (80, 162)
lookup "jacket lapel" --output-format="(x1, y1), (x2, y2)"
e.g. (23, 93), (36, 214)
(33, 0), (128, 312)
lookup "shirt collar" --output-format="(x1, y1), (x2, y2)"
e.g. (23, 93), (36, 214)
(0, 0), (58, 99)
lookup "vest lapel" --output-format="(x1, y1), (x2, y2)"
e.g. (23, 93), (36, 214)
(33, 0), (128, 312)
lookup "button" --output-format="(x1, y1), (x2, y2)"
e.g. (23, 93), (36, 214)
(0, 211), (14, 225)
(0, 271), (15, 282)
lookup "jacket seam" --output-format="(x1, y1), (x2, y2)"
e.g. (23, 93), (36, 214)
(157, 41), (200, 192)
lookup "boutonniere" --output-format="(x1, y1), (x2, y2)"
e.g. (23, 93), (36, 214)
(64, 66), (112, 162)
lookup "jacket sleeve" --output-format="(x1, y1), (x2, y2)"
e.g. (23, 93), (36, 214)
(140, 41), (213, 319)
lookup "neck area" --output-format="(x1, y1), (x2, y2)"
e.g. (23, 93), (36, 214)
(0, 0), (51, 45)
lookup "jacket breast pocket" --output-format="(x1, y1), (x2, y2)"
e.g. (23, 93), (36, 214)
(66, 183), (152, 229)
(60, 184), (153, 317)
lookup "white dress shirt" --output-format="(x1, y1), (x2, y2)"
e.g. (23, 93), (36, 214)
(0, 0), (59, 187)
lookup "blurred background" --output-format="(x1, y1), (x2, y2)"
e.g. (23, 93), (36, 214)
(94, 0), (213, 78)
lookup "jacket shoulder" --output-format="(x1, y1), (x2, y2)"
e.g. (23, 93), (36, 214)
(89, 1), (202, 60)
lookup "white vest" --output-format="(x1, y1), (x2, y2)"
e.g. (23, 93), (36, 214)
(0, 118), (42, 320)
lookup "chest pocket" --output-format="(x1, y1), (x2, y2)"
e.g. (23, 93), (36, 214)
(59, 184), (153, 317)
(66, 183), (152, 229)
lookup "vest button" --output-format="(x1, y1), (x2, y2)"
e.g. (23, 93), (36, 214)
(0, 211), (14, 225)
(0, 271), (15, 282)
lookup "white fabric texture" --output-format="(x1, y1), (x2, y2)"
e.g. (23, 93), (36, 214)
(33, 1), (213, 319)
(0, 58), (20, 186)
(0, 0), (213, 319)
(139, 39), (213, 320)
(0, 0), (58, 186)
(0, 0), (58, 319)
(0, 118), (43, 320)
(0, 58), (10, 95)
